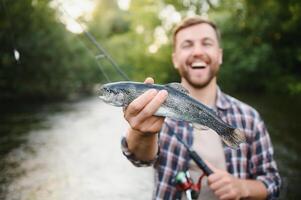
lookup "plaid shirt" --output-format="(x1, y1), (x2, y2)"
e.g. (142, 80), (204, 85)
(121, 88), (281, 199)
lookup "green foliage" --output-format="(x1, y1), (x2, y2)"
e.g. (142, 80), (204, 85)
(1, 0), (300, 101)
(88, 0), (177, 84)
(0, 0), (99, 101)
(215, 0), (301, 94)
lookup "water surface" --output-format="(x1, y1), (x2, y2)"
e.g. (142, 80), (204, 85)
(1, 98), (153, 200)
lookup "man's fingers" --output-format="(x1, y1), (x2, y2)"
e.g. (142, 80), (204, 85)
(124, 77), (156, 116)
(123, 78), (167, 133)
(214, 184), (230, 197)
(138, 90), (168, 118)
(148, 116), (165, 131)
(128, 90), (167, 131)
(137, 116), (165, 133)
(124, 77), (154, 115)
(125, 89), (157, 116)
(210, 175), (227, 190)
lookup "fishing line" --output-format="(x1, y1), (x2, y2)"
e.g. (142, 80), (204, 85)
(74, 34), (111, 83)
(54, 3), (112, 83)
(57, 2), (130, 82)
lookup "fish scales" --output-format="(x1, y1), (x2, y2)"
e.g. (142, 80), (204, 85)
(98, 81), (246, 149)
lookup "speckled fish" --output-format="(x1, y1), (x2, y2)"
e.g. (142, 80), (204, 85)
(98, 81), (245, 148)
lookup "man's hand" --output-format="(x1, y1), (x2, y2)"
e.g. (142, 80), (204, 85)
(207, 162), (268, 200)
(124, 77), (168, 134)
(208, 166), (247, 200)
(123, 77), (168, 161)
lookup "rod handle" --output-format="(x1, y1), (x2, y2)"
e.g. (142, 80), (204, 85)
(189, 150), (213, 176)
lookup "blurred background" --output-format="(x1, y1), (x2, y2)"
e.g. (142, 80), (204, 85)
(0, 0), (300, 199)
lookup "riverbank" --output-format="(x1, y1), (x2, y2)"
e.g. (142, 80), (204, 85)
(1, 97), (153, 200)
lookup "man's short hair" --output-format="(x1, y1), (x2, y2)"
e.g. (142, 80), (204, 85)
(172, 16), (221, 48)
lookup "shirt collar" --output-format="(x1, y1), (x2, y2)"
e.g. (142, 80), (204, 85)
(215, 87), (231, 111)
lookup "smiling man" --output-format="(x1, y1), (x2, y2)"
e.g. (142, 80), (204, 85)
(121, 16), (281, 200)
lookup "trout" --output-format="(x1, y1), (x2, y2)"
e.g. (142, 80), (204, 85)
(98, 81), (245, 148)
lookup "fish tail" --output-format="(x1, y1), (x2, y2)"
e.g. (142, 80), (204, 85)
(222, 128), (246, 149)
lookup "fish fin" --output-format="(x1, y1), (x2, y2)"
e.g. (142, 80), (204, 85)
(222, 128), (246, 149)
(192, 123), (210, 131)
(166, 83), (189, 94)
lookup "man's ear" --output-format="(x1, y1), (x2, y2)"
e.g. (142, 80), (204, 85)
(172, 52), (178, 69)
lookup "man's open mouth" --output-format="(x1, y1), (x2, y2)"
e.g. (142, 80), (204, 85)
(191, 61), (206, 69)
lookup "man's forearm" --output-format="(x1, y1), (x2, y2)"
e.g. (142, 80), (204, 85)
(126, 128), (159, 161)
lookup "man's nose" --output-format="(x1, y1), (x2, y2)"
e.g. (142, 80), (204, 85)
(192, 44), (205, 57)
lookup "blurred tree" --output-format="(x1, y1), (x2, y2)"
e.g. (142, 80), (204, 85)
(213, 0), (301, 94)
(87, 0), (177, 83)
(1, 0), (299, 101)
(159, 0), (301, 94)
(0, 0), (100, 101)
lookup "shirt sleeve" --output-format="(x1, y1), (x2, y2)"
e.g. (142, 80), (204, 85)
(120, 136), (160, 167)
(251, 119), (281, 200)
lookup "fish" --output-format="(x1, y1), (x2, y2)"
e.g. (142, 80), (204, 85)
(98, 81), (246, 148)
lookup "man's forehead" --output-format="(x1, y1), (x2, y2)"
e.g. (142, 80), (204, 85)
(176, 23), (218, 41)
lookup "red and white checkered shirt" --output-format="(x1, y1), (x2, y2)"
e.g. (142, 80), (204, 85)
(121, 88), (281, 199)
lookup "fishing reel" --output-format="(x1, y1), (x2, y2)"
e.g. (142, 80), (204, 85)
(173, 171), (205, 200)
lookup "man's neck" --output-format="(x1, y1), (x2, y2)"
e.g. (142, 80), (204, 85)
(182, 79), (217, 107)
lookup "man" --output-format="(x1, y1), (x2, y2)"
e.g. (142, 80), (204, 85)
(121, 16), (281, 199)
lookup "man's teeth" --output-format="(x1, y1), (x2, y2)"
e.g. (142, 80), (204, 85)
(191, 62), (206, 68)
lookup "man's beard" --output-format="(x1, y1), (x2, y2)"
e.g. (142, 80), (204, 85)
(181, 68), (217, 89)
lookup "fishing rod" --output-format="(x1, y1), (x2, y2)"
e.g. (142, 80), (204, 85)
(79, 25), (130, 81)
(174, 133), (213, 176)
(57, 2), (130, 82)
(74, 35), (111, 83)
(173, 133), (213, 200)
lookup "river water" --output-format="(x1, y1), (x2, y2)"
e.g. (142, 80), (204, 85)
(0, 98), (153, 200)
(0, 95), (300, 199)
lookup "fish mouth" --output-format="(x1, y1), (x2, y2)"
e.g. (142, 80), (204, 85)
(98, 93), (110, 104)
(98, 87), (106, 98)
(98, 94), (107, 102)
(98, 87), (125, 107)
(99, 94), (123, 106)
(98, 87), (111, 103)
